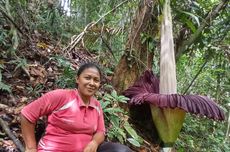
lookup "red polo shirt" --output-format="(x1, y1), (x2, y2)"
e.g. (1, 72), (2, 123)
(21, 89), (105, 152)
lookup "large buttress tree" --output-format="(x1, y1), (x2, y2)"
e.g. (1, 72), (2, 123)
(112, 0), (158, 93)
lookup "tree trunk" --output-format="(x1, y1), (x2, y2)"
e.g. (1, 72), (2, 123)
(112, 0), (160, 144)
(112, 0), (157, 93)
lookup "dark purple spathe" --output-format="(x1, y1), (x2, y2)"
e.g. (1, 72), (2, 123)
(123, 70), (225, 120)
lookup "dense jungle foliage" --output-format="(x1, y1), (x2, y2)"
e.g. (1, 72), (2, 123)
(0, 0), (229, 151)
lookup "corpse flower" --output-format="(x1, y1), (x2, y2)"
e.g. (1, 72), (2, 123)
(124, 0), (225, 151)
(124, 70), (224, 121)
(124, 70), (225, 150)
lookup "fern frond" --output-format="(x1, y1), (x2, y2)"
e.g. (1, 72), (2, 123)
(0, 82), (11, 93)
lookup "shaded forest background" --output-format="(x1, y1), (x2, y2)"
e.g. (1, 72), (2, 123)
(0, 0), (229, 151)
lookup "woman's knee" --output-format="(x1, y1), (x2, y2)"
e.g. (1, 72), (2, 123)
(97, 142), (133, 152)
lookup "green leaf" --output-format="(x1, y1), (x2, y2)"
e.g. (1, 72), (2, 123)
(127, 138), (141, 147)
(100, 101), (110, 109)
(103, 96), (113, 102)
(185, 18), (197, 33)
(124, 122), (138, 138)
(0, 64), (4, 69)
(0, 70), (2, 81)
(117, 134), (124, 144)
(117, 96), (128, 103)
(141, 36), (147, 44)
(124, 122), (143, 143)
(117, 127), (126, 139)
(111, 90), (118, 98)
(178, 10), (200, 26)
(104, 93), (114, 100)
(118, 96), (130, 101)
(0, 82), (11, 93)
(103, 108), (123, 114)
(110, 115), (120, 127)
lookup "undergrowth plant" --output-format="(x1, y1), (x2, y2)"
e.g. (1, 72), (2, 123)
(0, 64), (11, 93)
(54, 56), (76, 88)
(98, 88), (143, 147)
(175, 114), (230, 152)
(26, 84), (44, 98)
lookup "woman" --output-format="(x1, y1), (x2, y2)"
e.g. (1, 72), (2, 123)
(21, 63), (132, 152)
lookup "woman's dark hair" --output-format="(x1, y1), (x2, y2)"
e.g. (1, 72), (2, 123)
(77, 62), (102, 79)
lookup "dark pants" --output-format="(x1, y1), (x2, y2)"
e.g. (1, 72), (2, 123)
(97, 142), (133, 152)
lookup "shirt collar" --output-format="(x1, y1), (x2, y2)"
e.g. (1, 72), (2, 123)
(75, 89), (96, 108)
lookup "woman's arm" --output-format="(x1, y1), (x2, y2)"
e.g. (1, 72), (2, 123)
(83, 132), (105, 152)
(92, 132), (105, 146)
(21, 114), (37, 152)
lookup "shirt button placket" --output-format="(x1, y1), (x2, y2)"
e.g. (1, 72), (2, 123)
(83, 107), (87, 122)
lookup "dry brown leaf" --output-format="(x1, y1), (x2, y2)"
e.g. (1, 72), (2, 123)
(29, 66), (46, 78)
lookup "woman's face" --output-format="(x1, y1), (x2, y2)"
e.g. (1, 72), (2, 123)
(76, 67), (101, 98)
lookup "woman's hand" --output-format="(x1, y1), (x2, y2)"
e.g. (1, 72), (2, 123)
(83, 140), (98, 152)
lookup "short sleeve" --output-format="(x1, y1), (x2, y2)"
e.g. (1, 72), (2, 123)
(21, 89), (69, 123)
(96, 104), (106, 134)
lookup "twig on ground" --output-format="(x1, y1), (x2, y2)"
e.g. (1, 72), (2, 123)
(0, 117), (25, 152)
(0, 103), (8, 109)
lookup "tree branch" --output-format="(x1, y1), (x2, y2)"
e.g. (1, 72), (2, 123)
(63, 0), (130, 52)
(100, 35), (117, 61)
(0, 118), (25, 152)
(183, 59), (208, 94)
(182, 51), (213, 95)
(176, 0), (229, 60)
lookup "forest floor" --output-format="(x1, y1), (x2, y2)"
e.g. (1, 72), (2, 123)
(0, 30), (161, 152)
